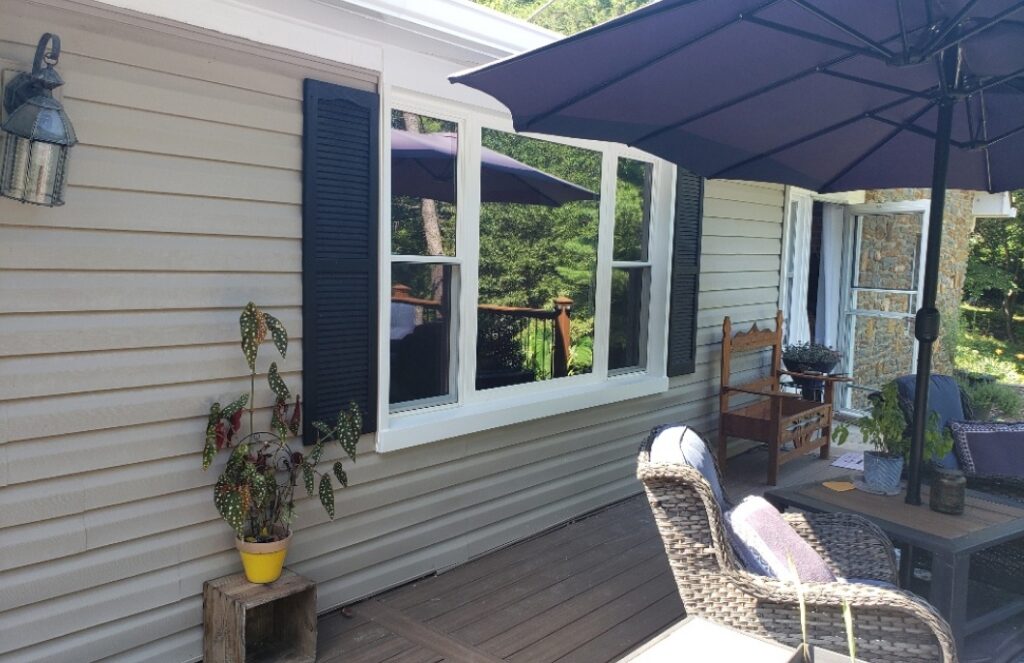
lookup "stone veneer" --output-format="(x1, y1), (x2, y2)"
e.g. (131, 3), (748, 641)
(856, 189), (975, 388)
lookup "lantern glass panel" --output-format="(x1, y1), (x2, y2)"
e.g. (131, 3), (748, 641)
(0, 134), (68, 206)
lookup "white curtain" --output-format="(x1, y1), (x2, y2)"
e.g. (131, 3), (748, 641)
(815, 203), (844, 348)
(785, 196), (812, 345)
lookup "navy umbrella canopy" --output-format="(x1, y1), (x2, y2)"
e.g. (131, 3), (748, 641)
(391, 128), (597, 206)
(452, 0), (1024, 504)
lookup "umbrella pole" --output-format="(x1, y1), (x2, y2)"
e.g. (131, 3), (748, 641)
(906, 94), (956, 505)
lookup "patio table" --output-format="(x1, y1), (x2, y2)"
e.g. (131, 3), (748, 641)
(765, 481), (1024, 653)
(619, 616), (796, 662)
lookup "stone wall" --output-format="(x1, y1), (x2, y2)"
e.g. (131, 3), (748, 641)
(860, 189), (976, 380)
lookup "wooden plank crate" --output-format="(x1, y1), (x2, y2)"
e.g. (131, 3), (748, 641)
(203, 570), (316, 663)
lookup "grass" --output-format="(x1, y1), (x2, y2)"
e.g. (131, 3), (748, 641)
(956, 304), (1024, 385)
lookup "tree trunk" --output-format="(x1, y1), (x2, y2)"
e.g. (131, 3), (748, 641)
(401, 112), (446, 299)
(1004, 290), (1017, 342)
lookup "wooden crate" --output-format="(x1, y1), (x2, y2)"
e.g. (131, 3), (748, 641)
(203, 570), (316, 663)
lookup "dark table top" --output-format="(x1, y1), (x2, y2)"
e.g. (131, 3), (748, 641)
(765, 481), (1024, 555)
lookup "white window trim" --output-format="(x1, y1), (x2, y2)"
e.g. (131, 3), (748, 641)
(376, 86), (673, 453)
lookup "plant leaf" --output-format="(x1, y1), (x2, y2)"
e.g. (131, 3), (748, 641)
(312, 420), (334, 440)
(239, 303), (261, 370)
(264, 313), (288, 359)
(319, 473), (335, 519)
(202, 438), (216, 471)
(220, 394), (249, 419)
(302, 464), (314, 497)
(333, 461), (348, 488)
(214, 481), (245, 535)
(268, 362), (291, 401)
(310, 440), (325, 466)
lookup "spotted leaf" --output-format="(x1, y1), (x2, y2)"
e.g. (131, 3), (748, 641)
(264, 313), (288, 359)
(319, 473), (335, 519)
(239, 303), (262, 370)
(333, 461), (348, 488)
(220, 394), (249, 419)
(302, 464), (314, 497)
(214, 482), (245, 534)
(268, 362), (291, 401)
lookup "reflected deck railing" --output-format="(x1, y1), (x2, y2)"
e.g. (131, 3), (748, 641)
(391, 284), (572, 380)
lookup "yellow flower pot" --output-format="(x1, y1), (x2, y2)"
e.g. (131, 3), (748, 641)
(235, 530), (291, 584)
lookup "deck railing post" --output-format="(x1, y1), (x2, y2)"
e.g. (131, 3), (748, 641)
(553, 296), (573, 378)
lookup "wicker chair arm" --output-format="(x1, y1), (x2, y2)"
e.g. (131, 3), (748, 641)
(782, 512), (899, 584)
(728, 571), (957, 663)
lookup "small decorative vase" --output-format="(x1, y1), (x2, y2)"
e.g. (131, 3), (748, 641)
(236, 529), (291, 584)
(930, 468), (966, 515)
(863, 451), (903, 494)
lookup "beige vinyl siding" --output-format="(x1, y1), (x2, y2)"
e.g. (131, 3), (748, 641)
(0, 4), (783, 662)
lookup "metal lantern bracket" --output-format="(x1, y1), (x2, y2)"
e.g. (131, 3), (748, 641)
(2, 33), (64, 117)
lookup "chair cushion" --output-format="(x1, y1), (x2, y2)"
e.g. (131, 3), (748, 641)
(950, 421), (1024, 477)
(894, 374), (965, 469)
(647, 425), (725, 508)
(726, 496), (836, 583)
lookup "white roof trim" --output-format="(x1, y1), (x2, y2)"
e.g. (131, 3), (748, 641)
(973, 191), (1017, 219)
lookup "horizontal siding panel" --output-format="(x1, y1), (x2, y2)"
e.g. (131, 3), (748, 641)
(702, 253), (779, 273)
(2, 342), (304, 400)
(700, 271), (779, 292)
(66, 98), (301, 170)
(69, 146), (301, 203)
(704, 199), (783, 224)
(702, 235), (781, 255)
(0, 228), (301, 274)
(703, 215), (782, 238)
(705, 180), (784, 206)
(0, 308), (301, 357)
(1, 376), (294, 443)
(0, 272), (300, 313)
(0, 187), (300, 238)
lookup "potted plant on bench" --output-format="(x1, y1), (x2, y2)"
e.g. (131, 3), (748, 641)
(782, 342), (843, 401)
(201, 302), (361, 583)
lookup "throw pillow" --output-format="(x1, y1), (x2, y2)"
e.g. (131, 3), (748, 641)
(726, 496), (836, 583)
(950, 421), (1024, 477)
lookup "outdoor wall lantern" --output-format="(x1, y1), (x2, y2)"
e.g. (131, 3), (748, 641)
(0, 33), (76, 206)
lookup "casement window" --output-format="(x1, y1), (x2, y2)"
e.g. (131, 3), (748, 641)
(302, 80), (702, 452)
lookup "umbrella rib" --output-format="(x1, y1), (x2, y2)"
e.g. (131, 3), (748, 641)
(519, 0), (782, 131)
(818, 69), (933, 99)
(896, 0), (910, 56)
(785, 0), (894, 59)
(743, 16), (891, 60)
(967, 66), (1024, 96)
(866, 113), (971, 148)
(979, 88), (993, 192)
(978, 122), (1024, 149)
(707, 93), (924, 179)
(923, 1), (1024, 60)
(923, 0), (980, 56)
(818, 101), (937, 192)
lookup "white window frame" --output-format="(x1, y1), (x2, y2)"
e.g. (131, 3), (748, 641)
(376, 88), (673, 452)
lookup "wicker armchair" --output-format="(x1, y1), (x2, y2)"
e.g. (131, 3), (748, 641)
(637, 425), (957, 663)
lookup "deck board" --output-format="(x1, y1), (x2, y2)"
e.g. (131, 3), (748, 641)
(317, 438), (1023, 663)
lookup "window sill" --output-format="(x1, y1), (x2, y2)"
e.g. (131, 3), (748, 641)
(375, 373), (669, 452)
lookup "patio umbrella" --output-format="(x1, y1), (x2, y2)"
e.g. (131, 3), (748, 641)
(451, 0), (1024, 505)
(391, 128), (597, 206)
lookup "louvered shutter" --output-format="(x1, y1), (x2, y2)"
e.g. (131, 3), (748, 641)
(666, 169), (704, 377)
(302, 79), (379, 440)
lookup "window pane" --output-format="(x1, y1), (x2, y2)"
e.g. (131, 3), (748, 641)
(389, 262), (456, 408)
(391, 110), (457, 256)
(477, 129), (601, 388)
(614, 158), (653, 261)
(609, 267), (649, 371)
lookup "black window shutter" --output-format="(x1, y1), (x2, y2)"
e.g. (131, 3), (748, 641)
(666, 169), (704, 377)
(302, 79), (379, 441)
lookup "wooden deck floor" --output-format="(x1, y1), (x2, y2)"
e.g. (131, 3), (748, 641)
(317, 497), (681, 663)
(317, 438), (1024, 663)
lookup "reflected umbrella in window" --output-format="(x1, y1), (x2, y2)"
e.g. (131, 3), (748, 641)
(391, 128), (598, 206)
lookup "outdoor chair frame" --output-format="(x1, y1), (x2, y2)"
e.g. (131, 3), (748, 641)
(718, 310), (849, 485)
(637, 425), (957, 663)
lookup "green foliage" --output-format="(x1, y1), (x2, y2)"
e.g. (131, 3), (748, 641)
(958, 378), (1022, 421)
(471, 0), (652, 35)
(201, 303), (362, 541)
(965, 191), (1024, 339)
(955, 310), (1024, 384)
(860, 383), (952, 462)
(782, 342), (842, 365)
